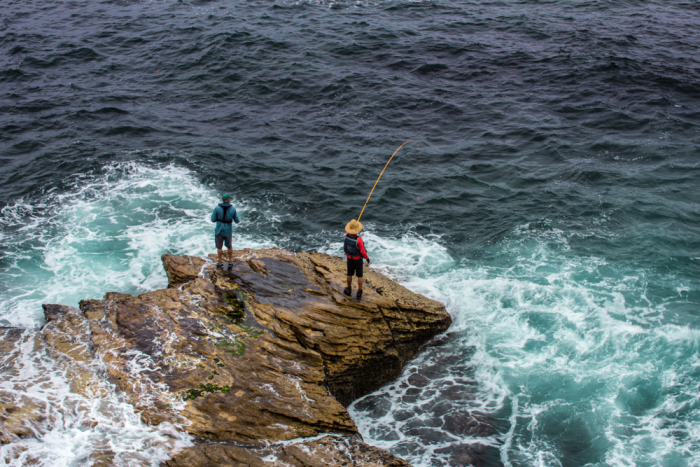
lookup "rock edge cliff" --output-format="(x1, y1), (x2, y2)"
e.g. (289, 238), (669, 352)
(2, 248), (452, 466)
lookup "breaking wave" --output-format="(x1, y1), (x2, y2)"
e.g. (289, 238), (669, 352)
(0, 161), (272, 328)
(0, 162), (273, 466)
(347, 228), (700, 467)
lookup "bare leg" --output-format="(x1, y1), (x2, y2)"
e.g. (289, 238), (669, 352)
(347, 276), (352, 288)
(357, 277), (363, 291)
(227, 248), (233, 262)
(217, 249), (224, 264)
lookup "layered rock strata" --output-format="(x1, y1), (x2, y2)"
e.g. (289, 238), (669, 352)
(1, 248), (452, 465)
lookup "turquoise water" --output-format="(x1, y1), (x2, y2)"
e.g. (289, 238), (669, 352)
(2, 161), (698, 465)
(2, 0), (700, 465)
(349, 228), (700, 466)
(0, 163), (272, 328)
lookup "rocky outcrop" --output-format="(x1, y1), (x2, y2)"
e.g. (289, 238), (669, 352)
(0, 327), (44, 445)
(1, 248), (452, 465)
(165, 435), (410, 467)
(162, 254), (207, 288)
(0, 308), (107, 446)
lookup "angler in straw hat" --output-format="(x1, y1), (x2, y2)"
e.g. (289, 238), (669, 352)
(344, 219), (370, 299)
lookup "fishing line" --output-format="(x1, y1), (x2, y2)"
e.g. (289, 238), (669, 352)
(357, 140), (420, 222)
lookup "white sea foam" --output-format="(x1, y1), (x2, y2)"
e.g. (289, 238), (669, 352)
(0, 161), (272, 328)
(346, 226), (700, 467)
(2, 162), (698, 466)
(0, 329), (192, 467)
(0, 161), (273, 466)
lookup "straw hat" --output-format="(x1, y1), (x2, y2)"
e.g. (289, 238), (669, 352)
(345, 219), (363, 234)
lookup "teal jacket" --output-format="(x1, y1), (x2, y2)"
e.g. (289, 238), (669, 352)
(211, 203), (240, 237)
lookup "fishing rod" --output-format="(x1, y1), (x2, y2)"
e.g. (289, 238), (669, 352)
(357, 140), (420, 222)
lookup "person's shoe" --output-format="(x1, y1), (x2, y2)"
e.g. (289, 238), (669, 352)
(217, 262), (224, 269)
(227, 262), (233, 270)
(343, 287), (352, 296)
(356, 289), (363, 299)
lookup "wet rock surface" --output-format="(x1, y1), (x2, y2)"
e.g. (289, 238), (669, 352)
(0, 328), (44, 445)
(1, 248), (453, 465)
(165, 435), (410, 467)
(0, 307), (106, 446)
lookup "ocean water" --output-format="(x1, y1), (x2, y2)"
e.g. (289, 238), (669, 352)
(1, 0), (699, 466)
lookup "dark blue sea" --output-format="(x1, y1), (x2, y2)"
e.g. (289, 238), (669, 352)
(2, 0), (700, 465)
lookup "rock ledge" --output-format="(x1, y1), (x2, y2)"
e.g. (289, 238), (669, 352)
(4, 249), (451, 466)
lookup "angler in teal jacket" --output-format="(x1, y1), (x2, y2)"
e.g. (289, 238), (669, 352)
(211, 193), (240, 268)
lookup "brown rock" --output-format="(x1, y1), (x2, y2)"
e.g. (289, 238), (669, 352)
(4, 248), (452, 465)
(67, 248), (450, 445)
(0, 328), (46, 444)
(0, 319), (106, 446)
(77, 284), (355, 440)
(165, 435), (410, 467)
(297, 252), (450, 405)
(162, 254), (207, 288)
(198, 250), (452, 406)
(41, 304), (107, 398)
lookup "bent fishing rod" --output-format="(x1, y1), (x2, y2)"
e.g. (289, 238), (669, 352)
(357, 140), (420, 222)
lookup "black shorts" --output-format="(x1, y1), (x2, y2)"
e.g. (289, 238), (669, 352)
(215, 234), (232, 249)
(347, 257), (363, 277)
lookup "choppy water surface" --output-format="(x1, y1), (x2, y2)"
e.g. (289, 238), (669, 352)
(2, 0), (700, 465)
